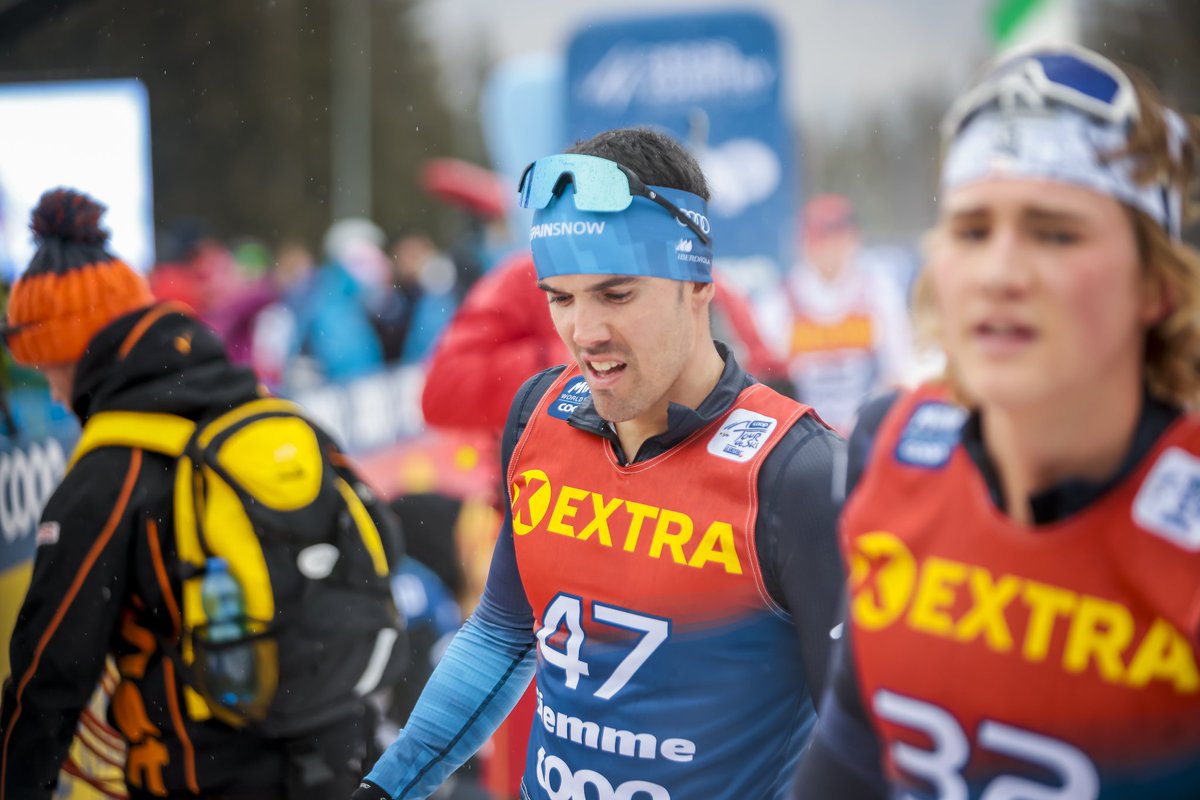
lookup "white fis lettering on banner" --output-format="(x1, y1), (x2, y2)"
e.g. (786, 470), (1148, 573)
(578, 40), (774, 111)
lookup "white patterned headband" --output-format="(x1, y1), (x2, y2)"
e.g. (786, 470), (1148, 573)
(941, 43), (1186, 240)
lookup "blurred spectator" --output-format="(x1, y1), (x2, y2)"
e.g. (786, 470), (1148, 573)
(419, 157), (518, 279)
(0, 188), (403, 799)
(207, 237), (280, 367)
(710, 279), (792, 392)
(231, 237), (272, 281)
(370, 236), (421, 363)
(251, 240), (313, 387)
(382, 233), (459, 364)
(776, 194), (914, 432)
(263, 218), (386, 388)
(149, 234), (239, 321)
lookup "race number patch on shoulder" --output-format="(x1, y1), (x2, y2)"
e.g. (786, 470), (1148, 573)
(707, 408), (778, 463)
(548, 377), (592, 420)
(894, 401), (967, 469)
(1132, 447), (1200, 551)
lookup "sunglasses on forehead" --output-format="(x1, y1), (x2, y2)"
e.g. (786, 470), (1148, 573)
(518, 154), (712, 247)
(941, 43), (1139, 141)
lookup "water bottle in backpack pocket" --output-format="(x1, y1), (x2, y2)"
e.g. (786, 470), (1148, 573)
(196, 557), (263, 711)
(192, 556), (276, 724)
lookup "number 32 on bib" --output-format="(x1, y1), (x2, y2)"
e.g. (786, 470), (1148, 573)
(875, 690), (1099, 800)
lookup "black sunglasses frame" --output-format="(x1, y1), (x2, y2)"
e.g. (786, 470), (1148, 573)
(613, 164), (712, 248)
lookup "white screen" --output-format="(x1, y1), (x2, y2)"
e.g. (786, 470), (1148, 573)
(0, 79), (154, 280)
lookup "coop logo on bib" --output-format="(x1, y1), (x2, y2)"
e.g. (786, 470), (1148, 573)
(535, 748), (669, 800)
(549, 379), (592, 421)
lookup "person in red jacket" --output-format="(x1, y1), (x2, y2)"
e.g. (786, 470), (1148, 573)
(421, 253), (559, 431)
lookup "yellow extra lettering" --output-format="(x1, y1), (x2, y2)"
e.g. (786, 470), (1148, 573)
(1063, 595), (1134, 683)
(546, 485), (589, 537)
(955, 568), (1020, 652)
(906, 557), (967, 637)
(576, 493), (622, 546)
(623, 501), (659, 552)
(688, 521), (743, 574)
(649, 509), (693, 565)
(1021, 581), (1078, 662)
(1126, 617), (1200, 695)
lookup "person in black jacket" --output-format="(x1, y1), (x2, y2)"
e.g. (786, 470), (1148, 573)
(0, 188), (402, 800)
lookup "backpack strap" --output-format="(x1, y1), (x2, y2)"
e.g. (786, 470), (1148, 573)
(195, 397), (308, 449)
(68, 411), (197, 470)
(68, 398), (306, 471)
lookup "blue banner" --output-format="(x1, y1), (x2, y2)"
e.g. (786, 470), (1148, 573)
(566, 9), (796, 277)
(0, 430), (76, 573)
(480, 52), (568, 252)
(0, 389), (79, 572)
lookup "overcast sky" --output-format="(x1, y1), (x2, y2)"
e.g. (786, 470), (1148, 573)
(415, 0), (995, 132)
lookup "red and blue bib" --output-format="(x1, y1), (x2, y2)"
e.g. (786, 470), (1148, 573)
(509, 368), (814, 800)
(843, 386), (1200, 799)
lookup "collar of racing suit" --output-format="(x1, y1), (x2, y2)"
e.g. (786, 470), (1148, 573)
(960, 387), (1182, 524)
(566, 340), (755, 465)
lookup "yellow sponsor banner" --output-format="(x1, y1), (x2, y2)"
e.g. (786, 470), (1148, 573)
(0, 561), (33, 686)
(790, 314), (874, 355)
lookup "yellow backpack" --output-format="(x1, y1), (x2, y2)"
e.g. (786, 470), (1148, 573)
(69, 397), (404, 735)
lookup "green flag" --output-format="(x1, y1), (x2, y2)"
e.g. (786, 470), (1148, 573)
(990, 0), (1078, 47)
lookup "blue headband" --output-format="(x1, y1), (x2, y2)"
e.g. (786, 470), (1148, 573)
(530, 183), (713, 282)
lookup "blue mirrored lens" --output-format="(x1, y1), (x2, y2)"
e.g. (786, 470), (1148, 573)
(1033, 53), (1120, 105)
(518, 154), (634, 212)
